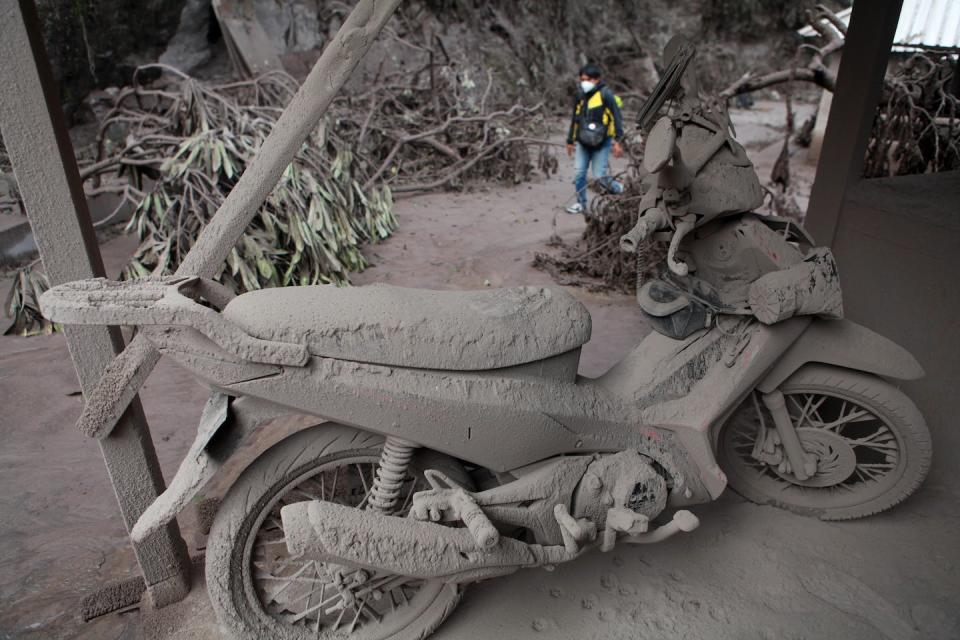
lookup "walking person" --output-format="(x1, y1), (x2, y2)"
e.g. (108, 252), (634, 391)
(565, 64), (625, 214)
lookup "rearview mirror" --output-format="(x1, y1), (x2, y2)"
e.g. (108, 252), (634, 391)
(643, 116), (676, 174)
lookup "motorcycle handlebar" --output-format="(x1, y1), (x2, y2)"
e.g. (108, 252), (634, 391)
(619, 221), (649, 253)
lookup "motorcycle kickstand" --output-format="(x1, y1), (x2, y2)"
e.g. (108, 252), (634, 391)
(761, 390), (817, 481)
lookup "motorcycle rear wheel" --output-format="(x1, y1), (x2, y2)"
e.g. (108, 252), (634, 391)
(206, 423), (468, 640)
(718, 364), (932, 520)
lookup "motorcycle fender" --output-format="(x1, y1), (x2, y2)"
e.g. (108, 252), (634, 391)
(130, 393), (312, 543)
(130, 392), (230, 543)
(756, 319), (924, 394)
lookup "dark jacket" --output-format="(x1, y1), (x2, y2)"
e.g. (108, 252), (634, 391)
(567, 82), (625, 145)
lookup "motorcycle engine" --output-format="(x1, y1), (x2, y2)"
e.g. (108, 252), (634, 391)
(572, 450), (669, 528)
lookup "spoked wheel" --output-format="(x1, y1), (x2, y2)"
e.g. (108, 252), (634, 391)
(206, 425), (468, 640)
(718, 365), (932, 520)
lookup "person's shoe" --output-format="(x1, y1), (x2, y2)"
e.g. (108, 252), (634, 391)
(566, 202), (584, 214)
(598, 177), (625, 194)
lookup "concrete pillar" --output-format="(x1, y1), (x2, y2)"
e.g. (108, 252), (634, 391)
(804, 0), (904, 246)
(0, 0), (191, 607)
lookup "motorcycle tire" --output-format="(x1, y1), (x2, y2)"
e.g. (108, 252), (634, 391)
(718, 364), (932, 520)
(206, 423), (470, 640)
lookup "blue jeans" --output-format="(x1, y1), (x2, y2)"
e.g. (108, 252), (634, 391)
(573, 139), (613, 207)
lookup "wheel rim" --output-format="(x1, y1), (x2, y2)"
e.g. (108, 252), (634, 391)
(722, 390), (906, 510)
(242, 455), (442, 637)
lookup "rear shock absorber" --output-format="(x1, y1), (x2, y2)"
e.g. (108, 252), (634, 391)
(368, 436), (417, 514)
(635, 244), (647, 305)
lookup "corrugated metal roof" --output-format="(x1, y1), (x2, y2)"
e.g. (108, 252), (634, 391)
(797, 0), (960, 52)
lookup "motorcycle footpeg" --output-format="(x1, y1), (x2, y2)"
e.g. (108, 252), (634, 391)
(601, 506), (650, 552)
(624, 510), (700, 545)
(413, 470), (500, 552)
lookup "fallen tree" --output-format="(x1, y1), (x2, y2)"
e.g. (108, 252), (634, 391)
(718, 4), (845, 98)
(101, 63), (548, 284)
(865, 53), (960, 177)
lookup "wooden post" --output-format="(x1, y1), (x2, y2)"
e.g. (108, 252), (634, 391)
(0, 0), (191, 606)
(804, 0), (903, 245)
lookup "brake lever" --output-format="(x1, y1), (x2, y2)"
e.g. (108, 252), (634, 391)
(666, 215), (696, 276)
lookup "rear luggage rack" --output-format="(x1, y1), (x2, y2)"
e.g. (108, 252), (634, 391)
(41, 276), (308, 366)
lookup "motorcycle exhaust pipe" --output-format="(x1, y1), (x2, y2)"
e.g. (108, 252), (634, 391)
(280, 501), (571, 581)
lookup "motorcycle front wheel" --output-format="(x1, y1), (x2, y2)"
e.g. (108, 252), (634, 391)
(206, 423), (469, 640)
(718, 364), (932, 520)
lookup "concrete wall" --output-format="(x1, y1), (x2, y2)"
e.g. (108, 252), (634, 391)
(827, 170), (960, 481)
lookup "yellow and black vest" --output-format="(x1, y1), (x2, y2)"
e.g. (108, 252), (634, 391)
(568, 86), (624, 144)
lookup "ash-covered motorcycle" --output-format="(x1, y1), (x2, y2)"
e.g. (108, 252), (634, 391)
(40, 38), (930, 640)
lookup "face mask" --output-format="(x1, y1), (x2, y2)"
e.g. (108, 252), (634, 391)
(580, 80), (596, 93)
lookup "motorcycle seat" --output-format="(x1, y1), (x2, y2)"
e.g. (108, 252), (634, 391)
(221, 283), (592, 370)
